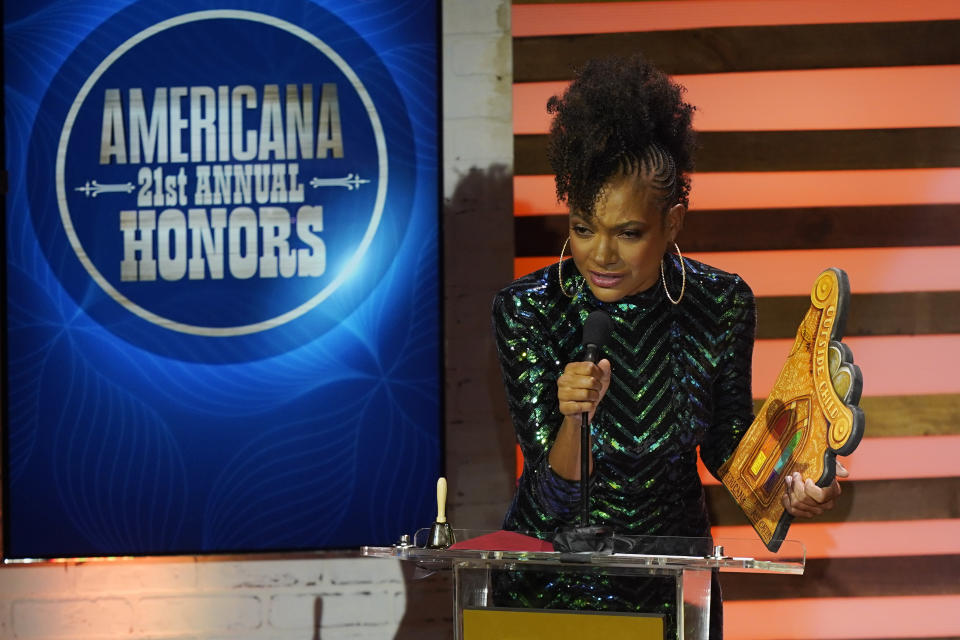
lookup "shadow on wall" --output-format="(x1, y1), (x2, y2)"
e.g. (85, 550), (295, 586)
(313, 596), (322, 640)
(395, 562), (455, 640)
(441, 164), (517, 530)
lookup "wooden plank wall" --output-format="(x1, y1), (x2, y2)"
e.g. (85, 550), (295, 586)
(510, 2), (960, 638)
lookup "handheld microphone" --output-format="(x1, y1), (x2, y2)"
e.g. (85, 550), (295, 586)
(579, 310), (612, 526)
(582, 310), (613, 364)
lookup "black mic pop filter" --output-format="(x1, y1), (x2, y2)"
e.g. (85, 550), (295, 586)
(582, 310), (613, 363)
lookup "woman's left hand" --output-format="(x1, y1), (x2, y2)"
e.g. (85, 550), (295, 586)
(781, 460), (849, 518)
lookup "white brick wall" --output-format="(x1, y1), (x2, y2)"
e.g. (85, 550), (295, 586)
(76, 561), (195, 594)
(442, 0), (513, 196)
(12, 598), (134, 638)
(0, 557), (408, 639)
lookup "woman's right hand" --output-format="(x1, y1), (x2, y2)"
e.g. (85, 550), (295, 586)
(549, 358), (612, 480)
(557, 358), (612, 420)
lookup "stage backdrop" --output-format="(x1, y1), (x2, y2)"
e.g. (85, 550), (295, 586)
(512, 2), (960, 639)
(3, 0), (440, 558)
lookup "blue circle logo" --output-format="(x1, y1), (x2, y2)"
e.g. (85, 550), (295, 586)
(29, 7), (415, 359)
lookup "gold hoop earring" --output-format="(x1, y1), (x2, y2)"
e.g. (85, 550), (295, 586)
(661, 243), (686, 305)
(559, 237), (580, 299)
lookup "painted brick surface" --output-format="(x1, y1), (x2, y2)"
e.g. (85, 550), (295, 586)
(445, 34), (504, 77)
(445, 74), (508, 121)
(13, 598), (133, 638)
(0, 559), (415, 638)
(266, 593), (321, 630)
(308, 627), (399, 640)
(75, 560), (197, 594)
(443, 0), (509, 35)
(324, 558), (403, 586)
(444, 120), (512, 166)
(442, 0), (513, 202)
(0, 565), (72, 597)
(196, 558), (322, 591)
(0, 602), (10, 639)
(333, 589), (395, 627)
(135, 595), (262, 634)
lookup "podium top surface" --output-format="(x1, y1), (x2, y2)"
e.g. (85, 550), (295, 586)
(361, 529), (805, 575)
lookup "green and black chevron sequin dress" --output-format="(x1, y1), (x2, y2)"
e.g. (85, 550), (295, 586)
(491, 255), (756, 638)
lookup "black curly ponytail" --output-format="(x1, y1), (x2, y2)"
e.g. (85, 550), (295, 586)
(546, 54), (697, 217)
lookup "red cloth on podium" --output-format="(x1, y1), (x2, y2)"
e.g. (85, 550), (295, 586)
(449, 530), (554, 552)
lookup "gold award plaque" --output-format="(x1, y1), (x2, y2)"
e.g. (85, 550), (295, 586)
(719, 268), (865, 551)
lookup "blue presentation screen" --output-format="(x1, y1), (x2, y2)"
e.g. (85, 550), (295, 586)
(3, 0), (441, 558)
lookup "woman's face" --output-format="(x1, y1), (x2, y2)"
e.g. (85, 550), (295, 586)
(569, 174), (684, 303)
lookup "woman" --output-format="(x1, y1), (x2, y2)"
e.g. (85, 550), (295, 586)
(492, 54), (844, 637)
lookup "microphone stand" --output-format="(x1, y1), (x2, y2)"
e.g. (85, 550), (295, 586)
(551, 309), (612, 552)
(580, 411), (590, 527)
(552, 407), (610, 552)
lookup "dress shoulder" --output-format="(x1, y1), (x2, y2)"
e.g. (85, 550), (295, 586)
(492, 262), (570, 319)
(684, 257), (753, 294)
(495, 263), (558, 298)
(681, 257), (755, 315)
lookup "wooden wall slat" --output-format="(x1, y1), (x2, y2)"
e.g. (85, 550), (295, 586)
(747, 637), (960, 640)
(748, 396), (960, 435)
(753, 336), (960, 398)
(515, 68), (960, 134)
(720, 555), (960, 600)
(757, 292), (960, 339)
(724, 595), (960, 640)
(855, 396), (960, 437)
(716, 520), (960, 559)
(515, 247), (960, 296)
(514, 21), (960, 81)
(514, 0), (960, 36)
(516, 171), (960, 214)
(516, 128), (960, 175)
(700, 436), (960, 484)
(515, 206), (960, 255)
(706, 478), (960, 526)
(678, 206), (960, 252)
(696, 129), (960, 172)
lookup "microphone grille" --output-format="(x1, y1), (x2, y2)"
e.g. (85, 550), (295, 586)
(582, 310), (613, 347)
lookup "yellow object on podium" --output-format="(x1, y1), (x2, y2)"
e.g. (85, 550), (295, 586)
(463, 607), (663, 640)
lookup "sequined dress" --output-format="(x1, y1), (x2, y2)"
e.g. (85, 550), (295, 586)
(491, 255), (756, 636)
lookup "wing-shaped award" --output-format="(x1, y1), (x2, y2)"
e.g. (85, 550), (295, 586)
(719, 268), (865, 551)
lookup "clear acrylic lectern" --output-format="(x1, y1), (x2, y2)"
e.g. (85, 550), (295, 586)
(363, 529), (804, 640)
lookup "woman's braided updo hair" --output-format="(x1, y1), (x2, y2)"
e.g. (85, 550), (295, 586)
(546, 54), (697, 217)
